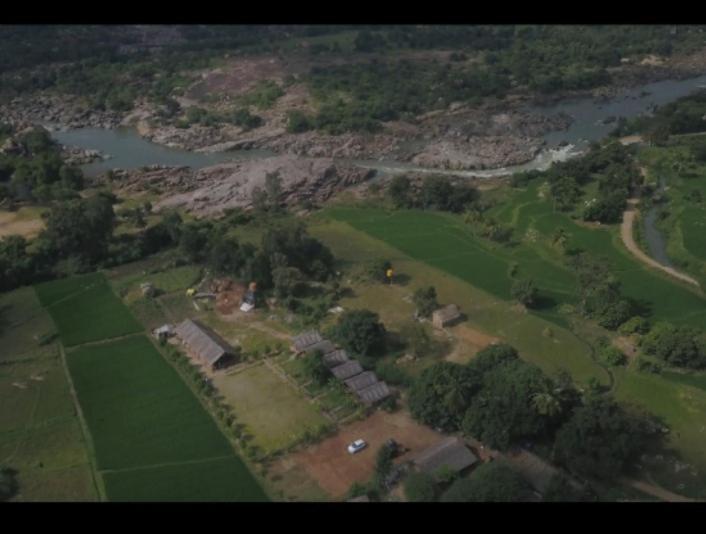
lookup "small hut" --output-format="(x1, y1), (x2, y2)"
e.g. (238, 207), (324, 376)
(432, 304), (462, 328)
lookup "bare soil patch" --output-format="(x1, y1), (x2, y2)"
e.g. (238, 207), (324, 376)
(446, 323), (501, 364)
(0, 209), (44, 238)
(278, 409), (443, 499)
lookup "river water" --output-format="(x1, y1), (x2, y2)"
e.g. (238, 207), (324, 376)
(51, 73), (706, 269)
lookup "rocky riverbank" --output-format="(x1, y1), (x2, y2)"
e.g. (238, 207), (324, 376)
(107, 155), (375, 216)
(0, 95), (126, 130)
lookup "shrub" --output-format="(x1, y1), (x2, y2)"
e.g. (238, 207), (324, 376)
(600, 346), (627, 367)
(403, 472), (438, 502)
(618, 316), (651, 335)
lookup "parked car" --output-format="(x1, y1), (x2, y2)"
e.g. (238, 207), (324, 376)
(347, 439), (367, 454)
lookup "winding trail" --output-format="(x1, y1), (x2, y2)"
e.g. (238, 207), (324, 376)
(620, 198), (701, 288)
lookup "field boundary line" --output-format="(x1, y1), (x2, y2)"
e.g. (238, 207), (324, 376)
(58, 343), (106, 502)
(99, 454), (236, 475)
(64, 331), (145, 351)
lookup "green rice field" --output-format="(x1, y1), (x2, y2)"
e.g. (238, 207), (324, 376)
(36, 273), (143, 347)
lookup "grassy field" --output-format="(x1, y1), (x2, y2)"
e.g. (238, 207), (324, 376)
(103, 456), (268, 502)
(0, 286), (98, 501)
(36, 273), (143, 347)
(310, 217), (607, 385)
(67, 335), (236, 471)
(613, 368), (706, 498)
(214, 363), (329, 455)
(0, 286), (58, 362)
(325, 184), (706, 331)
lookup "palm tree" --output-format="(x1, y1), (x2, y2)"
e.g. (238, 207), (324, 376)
(531, 392), (562, 418)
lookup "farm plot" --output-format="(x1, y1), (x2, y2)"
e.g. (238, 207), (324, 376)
(103, 456), (268, 502)
(0, 352), (97, 501)
(37, 274), (142, 347)
(214, 363), (329, 455)
(0, 286), (58, 362)
(66, 335), (235, 471)
(311, 219), (606, 385)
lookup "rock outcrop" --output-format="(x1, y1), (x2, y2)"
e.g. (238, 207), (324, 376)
(111, 155), (375, 216)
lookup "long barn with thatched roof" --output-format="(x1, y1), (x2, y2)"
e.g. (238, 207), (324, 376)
(175, 319), (239, 370)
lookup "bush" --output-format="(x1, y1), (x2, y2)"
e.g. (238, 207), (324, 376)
(640, 322), (706, 369)
(618, 316), (651, 335)
(375, 360), (413, 387)
(636, 358), (663, 374)
(511, 278), (538, 308)
(600, 346), (627, 367)
(403, 472), (438, 502)
(412, 286), (438, 318)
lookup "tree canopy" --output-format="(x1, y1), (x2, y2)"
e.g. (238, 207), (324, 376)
(440, 461), (531, 502)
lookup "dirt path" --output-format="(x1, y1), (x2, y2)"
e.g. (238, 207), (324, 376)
(619, 477), (695, 502)
(620, 199), (700, 288)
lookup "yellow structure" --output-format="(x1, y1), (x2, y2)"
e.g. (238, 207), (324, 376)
(186, 288), (196, 297)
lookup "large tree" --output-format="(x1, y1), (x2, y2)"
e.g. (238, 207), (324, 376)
(331, 309), (386, 356)
(640, 322), (706, 369)
(440, 461), (531, 502)
(408, 361), (480, 432)
(553, 396), (654, 480)
(462, 358), (556, 450)
(40, 193), (115, 265)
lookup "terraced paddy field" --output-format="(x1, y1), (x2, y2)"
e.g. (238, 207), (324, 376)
(325, 183), (706, 331)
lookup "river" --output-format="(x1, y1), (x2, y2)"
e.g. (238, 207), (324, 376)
(51, 73), (706, 269)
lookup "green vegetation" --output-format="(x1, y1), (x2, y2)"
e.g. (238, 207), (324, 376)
(412, 286), (438, 318)
(103, 456), (267, 502)
(440, 461), (531, 502)
(403, 472), (438, 502)
(37, 273), (142, 347)
(67, 335), (235, 470)
(0, 126), (83, 203)
(640, 322), (706, 369)
(553, 396), (656, 480)
(213, 363), (329, 456)
(0, 286), (97, 502)
(329, 309), (386, 357)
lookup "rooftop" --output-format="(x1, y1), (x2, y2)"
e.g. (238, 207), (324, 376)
(344, 371), (379, 392)
(330, 360), (364, 380)
(175, 319), (236, 366)
(356, 381), (391, 405)
(413, 437), (478, 477)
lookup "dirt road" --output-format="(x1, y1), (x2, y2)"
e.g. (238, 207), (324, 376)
(619, 477), (695, 502)
(620, 199), (700, 288)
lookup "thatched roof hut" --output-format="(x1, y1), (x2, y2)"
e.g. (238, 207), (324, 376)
(175, 319), (239, 370)
(432, 304), (462, 328)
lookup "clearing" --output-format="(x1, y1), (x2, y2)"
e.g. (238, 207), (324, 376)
(276, 409), (444, 499)
(213, 362), (329, 455)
